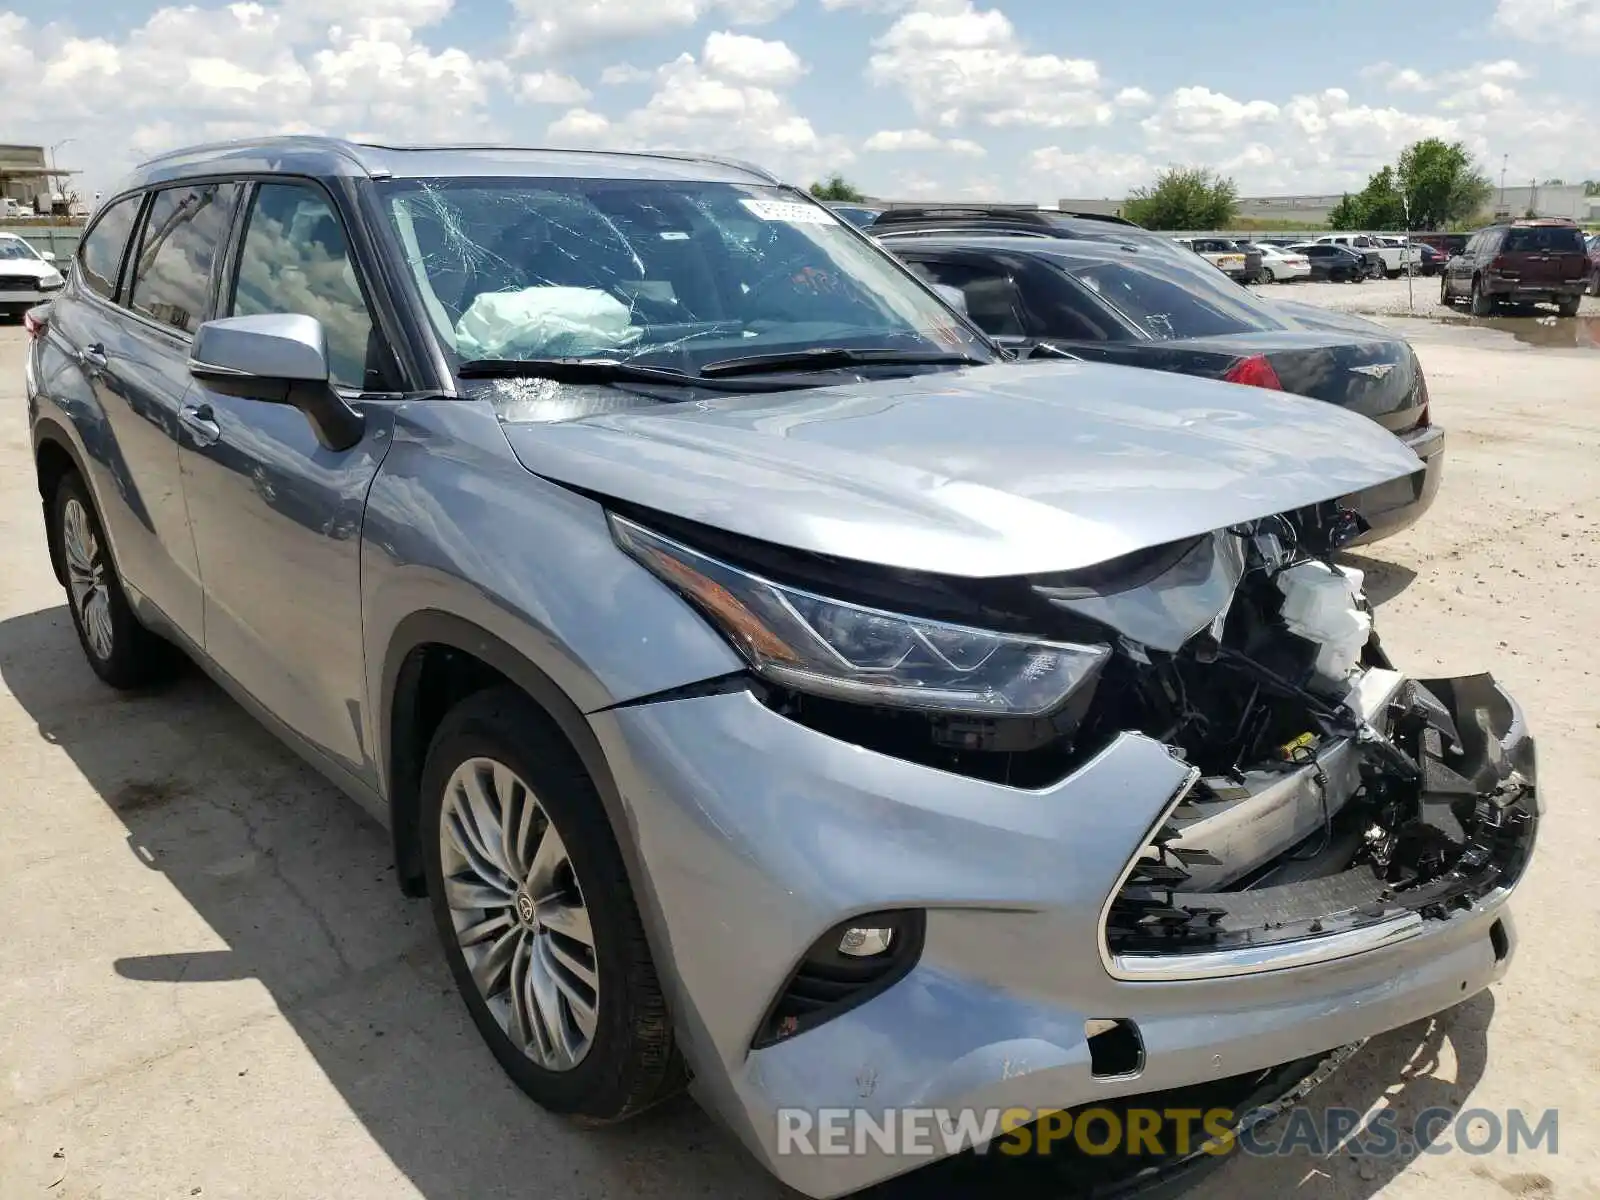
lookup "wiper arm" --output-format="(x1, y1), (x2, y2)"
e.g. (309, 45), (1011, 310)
(457, 357), (701, 385)
(698, 347), (986, 378)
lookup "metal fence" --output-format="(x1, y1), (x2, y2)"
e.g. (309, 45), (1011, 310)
(1, 224), (82, 261)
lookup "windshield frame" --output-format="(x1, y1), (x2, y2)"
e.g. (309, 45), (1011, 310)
(373, 175), (1006, 391)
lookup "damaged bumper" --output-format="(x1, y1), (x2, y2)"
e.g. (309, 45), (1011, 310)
(588, 668), (1536, 1199)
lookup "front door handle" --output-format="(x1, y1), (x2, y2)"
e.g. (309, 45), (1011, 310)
(179, 403), (222, 448)
(81, 343), (108, 370)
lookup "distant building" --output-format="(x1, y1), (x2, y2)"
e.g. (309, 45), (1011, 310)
(0, 144), (81, 210)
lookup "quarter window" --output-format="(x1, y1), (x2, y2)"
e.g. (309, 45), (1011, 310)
(77, 194), (144, 302)
(230, 182), (381, 390)
(910, 260), (1030, 337)
(128, 183), (242, 335)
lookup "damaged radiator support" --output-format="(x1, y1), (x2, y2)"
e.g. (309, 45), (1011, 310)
(1103, 672), (1538, 973)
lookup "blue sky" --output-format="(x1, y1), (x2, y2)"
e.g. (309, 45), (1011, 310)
(5, 0), (1596, 201)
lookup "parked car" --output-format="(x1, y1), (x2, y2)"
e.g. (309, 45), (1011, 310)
(1585, 233), (1600, 296)
(27, 137), (1537, 1200)
(890, 234), (1442, 541)
(1287, 242), (1368, 282)
(0, 232), (66, 318)
(1414, 232), (1470, 260)
(1311, 235), (1387, 278)
(823, 202), (883, 228)
(1412, 242), (1447, 277)
(1174, 236), (1252, 282)
(1373, 236), (1426, 276)
(1440, 219), (1590, 316)
(1248, 242), (1311, 283)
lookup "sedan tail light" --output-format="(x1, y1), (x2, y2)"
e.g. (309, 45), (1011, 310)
(23, 307), (48, 340)
(1222, 354), (1284, 391)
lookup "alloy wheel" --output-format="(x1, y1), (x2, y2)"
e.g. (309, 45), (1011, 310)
(62, 498), (113, 661)
(439, 756), (600, 1072)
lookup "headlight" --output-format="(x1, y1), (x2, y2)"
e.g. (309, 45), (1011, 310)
(611, 515), (1109, 716)
(40, 272), (64, 290)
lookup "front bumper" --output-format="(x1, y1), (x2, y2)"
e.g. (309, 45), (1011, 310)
(590, 670), (1535, 1198)
(1343, 421), (1444, 544)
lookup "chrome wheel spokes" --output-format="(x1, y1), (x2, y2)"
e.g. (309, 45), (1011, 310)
(440, 757), (599, 1071)
(62, 498), (112, 661)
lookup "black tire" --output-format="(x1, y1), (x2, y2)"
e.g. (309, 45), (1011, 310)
(51, 471), (175, 689)
(1260, 266), (1275, 284)
(1557, 295), (1581, 318)
(1440, 276), (1453, 306)
(420, 686), (684, 1123)
(1470, 279), (1494, 317)
(1588, 269), (1600, 298)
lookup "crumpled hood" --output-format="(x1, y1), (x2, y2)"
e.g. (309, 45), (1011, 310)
(497, 360), (1424, 578)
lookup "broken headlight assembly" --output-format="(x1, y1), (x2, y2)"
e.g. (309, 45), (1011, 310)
(610, 514), (1111, 717)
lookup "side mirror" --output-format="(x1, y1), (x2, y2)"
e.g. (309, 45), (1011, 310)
(931, 283), (968, 315)
(189, 313), (365, 452)
(41, 250), (56, 263)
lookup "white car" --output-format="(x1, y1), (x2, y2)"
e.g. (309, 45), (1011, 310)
(0, 233), (66, 318)
(1172, 236), (1248, 280)
(1251, 244), (1311, 283)
(1314, 234), (1415, 278)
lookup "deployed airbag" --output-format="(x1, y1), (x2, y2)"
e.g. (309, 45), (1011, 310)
(455, 287), (640, 360)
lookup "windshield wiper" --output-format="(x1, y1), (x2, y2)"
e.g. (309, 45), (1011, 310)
(698, 347), (987, 378)
(457, 357), (702, 386)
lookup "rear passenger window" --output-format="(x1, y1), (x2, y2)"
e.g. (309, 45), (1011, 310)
(1503, 227), (1587, 254)
(912, 260), (1029, 337)
(129, 183), (241, 335)
(230, 182), (380, 390)
(77, 195), (144, 302)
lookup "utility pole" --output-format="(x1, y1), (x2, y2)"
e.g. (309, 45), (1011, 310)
(1499, 154), (1508, 211)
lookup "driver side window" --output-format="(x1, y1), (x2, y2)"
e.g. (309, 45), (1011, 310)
(230, 182), (385, 390)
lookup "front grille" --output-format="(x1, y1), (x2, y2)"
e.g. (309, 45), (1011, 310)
(0, 274), (40, 291)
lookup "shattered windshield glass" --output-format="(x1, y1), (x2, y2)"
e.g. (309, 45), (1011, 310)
(379, 177), (993, 377)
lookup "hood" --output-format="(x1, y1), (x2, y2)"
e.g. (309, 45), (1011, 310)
(497, 360), (1424, 578)
(0, 256), (59, 281)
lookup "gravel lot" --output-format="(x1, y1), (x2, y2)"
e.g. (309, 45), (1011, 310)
(2, 296), (1597, 1200)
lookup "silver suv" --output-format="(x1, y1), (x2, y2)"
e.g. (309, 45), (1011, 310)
(26, 138), (1537, 1197)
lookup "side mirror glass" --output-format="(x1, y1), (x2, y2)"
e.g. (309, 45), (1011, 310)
(41, 250), (56, 262)
(931, 283), (968, 315)
(189, 313), (364, 451)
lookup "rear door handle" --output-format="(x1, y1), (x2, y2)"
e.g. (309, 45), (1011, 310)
(81, 343), (108, 370)
(179, 402), (221, 448)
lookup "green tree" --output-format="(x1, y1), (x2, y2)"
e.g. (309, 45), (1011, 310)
(1396, 138), (1492, 229)
(1326, 166), (1406, 230)
(808, 174), (867, 202)
(1122, 166), (1238, 230)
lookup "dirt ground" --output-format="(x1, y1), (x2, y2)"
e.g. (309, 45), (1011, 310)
(1, 297), (1597, 1200)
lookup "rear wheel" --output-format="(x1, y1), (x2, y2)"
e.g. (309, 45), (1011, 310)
(1259, 266), (1275, 284)
(1588, 269), (1600, 298)
(1469, 278), (1494, 316)
(421, 687), (683, 1122)
(1557, 295), (1581, 318)
(1440, 276), (1453, 306)
(51, 472), (174, 689)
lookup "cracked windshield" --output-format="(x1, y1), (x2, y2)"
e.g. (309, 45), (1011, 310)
(382, 178), (994, 384)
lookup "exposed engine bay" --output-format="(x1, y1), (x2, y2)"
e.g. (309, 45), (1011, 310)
(756, 500), (1539, 961)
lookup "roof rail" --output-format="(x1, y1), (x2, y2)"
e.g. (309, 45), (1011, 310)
(873, 205), (1143, 231)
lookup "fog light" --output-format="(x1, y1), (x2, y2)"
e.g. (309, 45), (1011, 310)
(838, 927), (895, 957)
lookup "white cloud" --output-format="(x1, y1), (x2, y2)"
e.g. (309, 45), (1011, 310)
(547, 107), (613, 139)
(863, 129), (986, 154)
(1140, 87), (1281, 146)
(508, 0), (793, 55)
(599, 63), (655, 84)
(1493, 0), (1600, 44)
(1364, 59), (1530, 94)
(701, 31), (805, 85)
(1114, 86), (1154, 108)
(866, 1), (1109, 129)
(1027, 147), (1156, 196)
(518, 71), (591, 104)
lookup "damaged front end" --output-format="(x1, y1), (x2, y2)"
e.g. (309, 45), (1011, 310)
(1045, 508), (1541, 980)
(614, 495), (1537, 984)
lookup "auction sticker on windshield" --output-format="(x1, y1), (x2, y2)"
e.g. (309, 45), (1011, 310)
(740, 199), (839, 224)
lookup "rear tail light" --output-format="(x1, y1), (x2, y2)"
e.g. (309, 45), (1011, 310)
(23, 307), (47, 340)
(1222, 354), (1283, 391)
